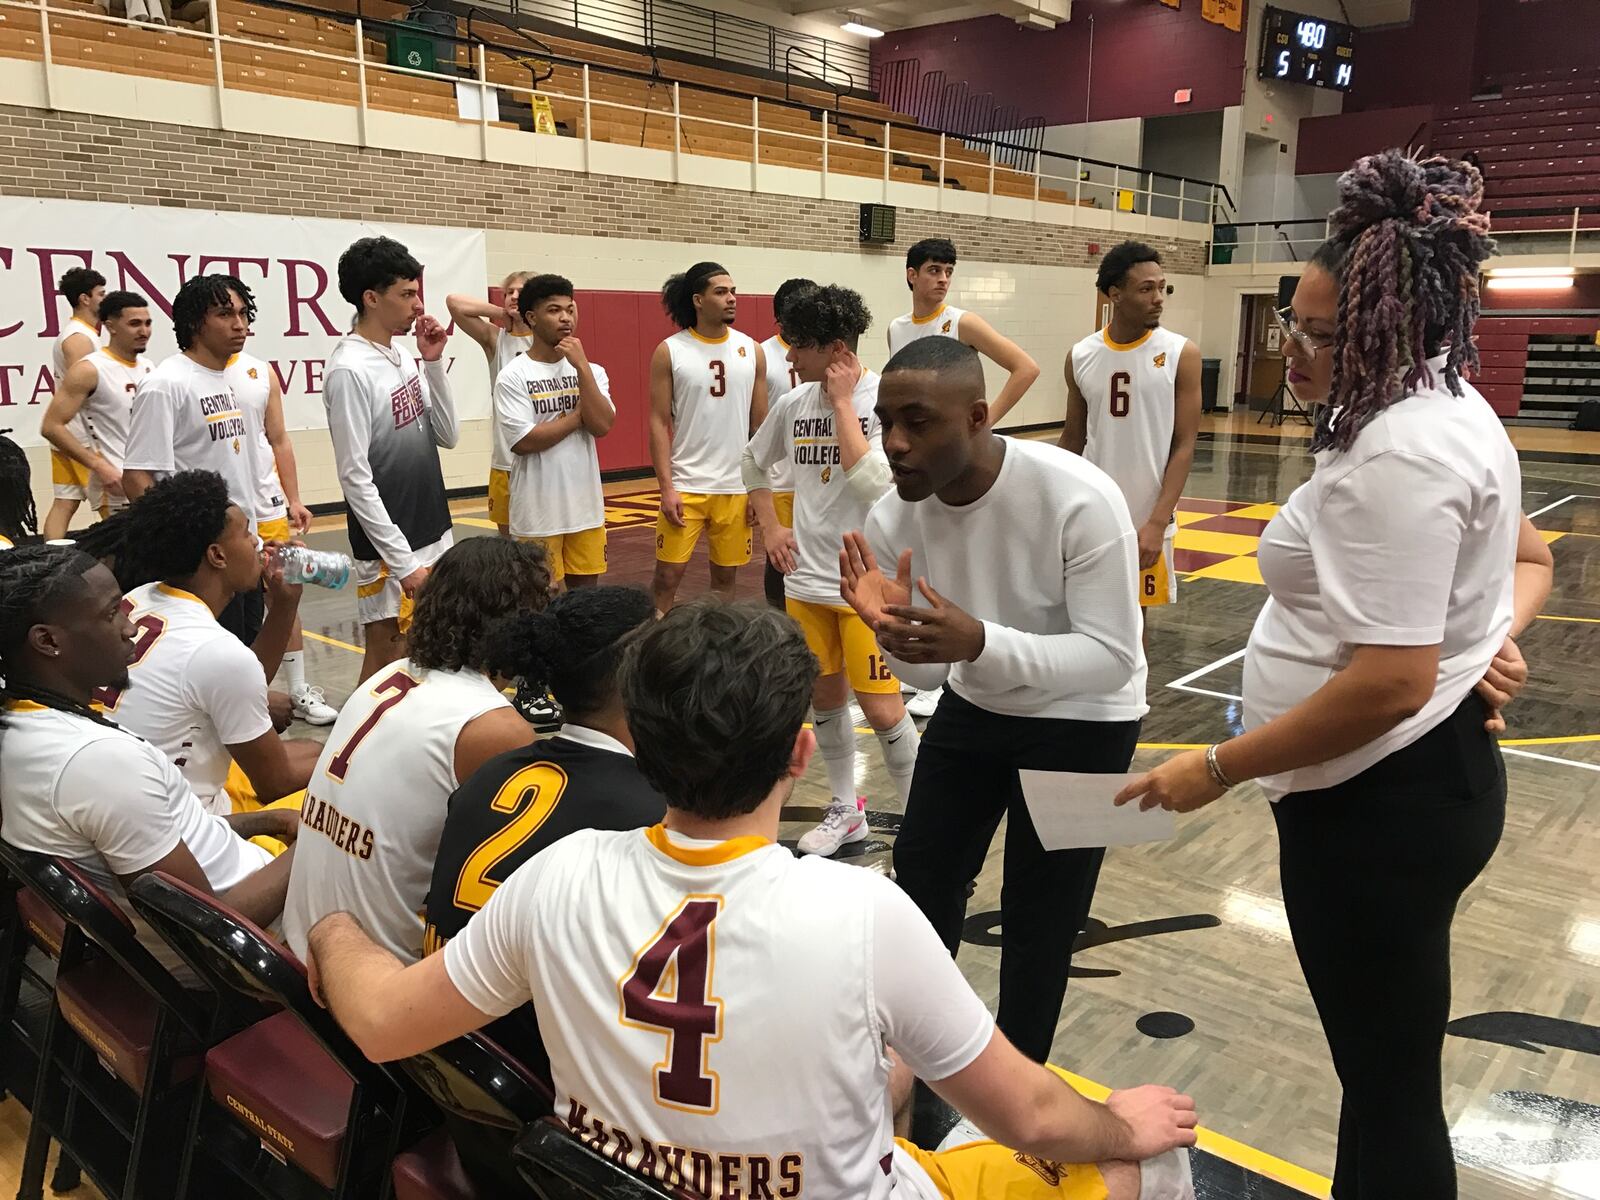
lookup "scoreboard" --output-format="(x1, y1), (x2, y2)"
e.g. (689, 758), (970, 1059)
(1258, 6), (1357, 92)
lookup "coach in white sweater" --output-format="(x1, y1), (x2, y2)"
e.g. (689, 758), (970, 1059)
(840, 336), (1146, 1063)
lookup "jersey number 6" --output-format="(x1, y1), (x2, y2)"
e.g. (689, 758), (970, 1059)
(619, 896), (724, 1112)
(1109, 371), (1132, 418)
(708, 360), (727, 398)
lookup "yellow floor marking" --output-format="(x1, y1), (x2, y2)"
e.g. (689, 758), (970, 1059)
(1224, 502), (1282, 521)
(1537, 613), (1600, 624)
(1174, 529), (1265, 557)
(1499, 734), (1600, 746)
(1186, 555), (1266, 586)
(301, 629), (365, 655)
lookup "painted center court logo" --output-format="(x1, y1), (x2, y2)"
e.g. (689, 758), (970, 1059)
(1154, 352), (1167, 367)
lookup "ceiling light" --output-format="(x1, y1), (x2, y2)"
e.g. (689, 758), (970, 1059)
(1486, 266), (1576, 277)
(1485, 276), (1576, 291)
(841, 18), (885, 36)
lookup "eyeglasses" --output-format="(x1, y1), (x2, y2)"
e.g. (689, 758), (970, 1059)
(1274, 306), (1335, 355)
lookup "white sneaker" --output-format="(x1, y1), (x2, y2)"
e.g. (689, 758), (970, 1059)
(906, 687), (944, 719)
(797, 799), (868, 856)
(291, 685), (339, 726)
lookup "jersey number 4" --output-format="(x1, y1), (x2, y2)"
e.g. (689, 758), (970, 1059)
(452, 763), (569, 913)
(708, 360), (726, 398)
(1109, 370), (1132, 418)
(619, 896), (724, 1113)
(94, 611), (167, 711)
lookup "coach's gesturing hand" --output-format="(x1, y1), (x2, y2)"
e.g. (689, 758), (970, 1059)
(879, 578), (986, 665)
(840, 530), (911, 627)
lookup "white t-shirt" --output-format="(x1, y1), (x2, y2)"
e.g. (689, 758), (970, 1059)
(281, 660), (513, 963)
(124, 352), (262, 532)
(760, 334), (799, 493)
(0, 700), (271, 969)
(51, 316), (103, 383)
(495, 353), (614, 538)
(745, 371), (889, 606)
(1072, 326), (1188, 528)
(78, 347), (153, 475)
(886, 305), (967, 357)
(226, 351), (287, 524)
(490, 328), (534, 474)
(445, 825), (993, 1199)
(1243, 360), (1520, 798)
(865, 438), (1148, 721)
(108, 582), (274, 816)
(664, 327), (760, 494)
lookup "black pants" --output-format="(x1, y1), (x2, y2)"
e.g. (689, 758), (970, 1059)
(893, 688), (1141, 1063)
(217, 585), (265, 647)
(763, 558), (786, 610)
(1272, 693), (1505, 1200)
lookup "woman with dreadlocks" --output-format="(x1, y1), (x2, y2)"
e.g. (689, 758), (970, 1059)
(0, 544), (296, 973)
(0, 429), (38, 548)
(1117, 150), (1553, 1195)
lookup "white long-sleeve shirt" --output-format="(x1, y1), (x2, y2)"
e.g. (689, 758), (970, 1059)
(863, 438), (1148, 722)
(323, 334), (457, 573)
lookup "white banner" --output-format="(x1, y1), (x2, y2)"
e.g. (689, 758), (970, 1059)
(0, 198), (489, 447)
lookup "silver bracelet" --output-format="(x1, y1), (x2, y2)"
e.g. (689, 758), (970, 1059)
(1205, 743), (1237, 791)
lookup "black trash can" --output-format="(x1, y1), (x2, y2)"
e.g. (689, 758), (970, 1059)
(1201, 358), (1221, 413)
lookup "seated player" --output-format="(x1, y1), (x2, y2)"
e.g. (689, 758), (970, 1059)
(280, 537), (552, 963)
(0, 544), (297, 969)
(106, 470), (322, 818)
(0, 429), (37, 549)
(308, 601), (1196, 1200)
(496, 274), (615, 590)
(742, 284), (918, 856)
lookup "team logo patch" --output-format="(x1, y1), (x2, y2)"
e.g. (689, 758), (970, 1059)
(231, 438), (241, 454)
(1154, 352), (1167, 367)
(940, 319), (952, 333)
(247, 367), (259, 379)
(820, 465), (832, 484)
(1014, 1153), (1067, 1184)
(737, 346), (747, 357)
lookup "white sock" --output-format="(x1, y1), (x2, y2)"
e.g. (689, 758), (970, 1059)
(812, 705), (857, 804)
(1138, 1148), (1196, 1200)
(282, 650), (307, 694)
(874, 712), (919, 805)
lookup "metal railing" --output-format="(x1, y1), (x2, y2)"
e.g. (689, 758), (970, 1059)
(783, 43), (850, 110)
(1216, 210), (1600, 270)
(3, 0), (1231, 225)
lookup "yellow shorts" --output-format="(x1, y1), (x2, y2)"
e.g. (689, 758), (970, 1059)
(655, 493), (751, 567)
(785, 598), (899, 694)
(772, 490), (795, 529)
(522, 526), (607, 583)
(488, 468), (511, 528)
(224, 760), (304, 858)
(896, 1137), (1107, 1200)
(1139, 525), (1177, 609)
(257, 515), (291, 543)
(50, 449), (90, 501)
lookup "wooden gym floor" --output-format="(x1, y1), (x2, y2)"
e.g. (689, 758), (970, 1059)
(5, 415), (1598, 1199)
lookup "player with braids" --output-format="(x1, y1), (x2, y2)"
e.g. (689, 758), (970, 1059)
(0, 429), (38, 548)
(1118, 149), (1554, 1197)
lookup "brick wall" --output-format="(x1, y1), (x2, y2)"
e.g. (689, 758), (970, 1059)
(0, 104), (1206, 274)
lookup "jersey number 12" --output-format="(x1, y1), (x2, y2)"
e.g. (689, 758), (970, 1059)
(619, 895), (724, 1112)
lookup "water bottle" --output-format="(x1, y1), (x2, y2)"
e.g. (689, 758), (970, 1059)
(277, 545), (352, 590)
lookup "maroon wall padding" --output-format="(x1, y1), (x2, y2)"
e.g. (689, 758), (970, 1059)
(1469, 310), (1600, 416)
(870, 0), (1244, 128)
(573, 290), (777, 475)
(1474, 0), (1600, 86)
(1296, 104), (1436, 175)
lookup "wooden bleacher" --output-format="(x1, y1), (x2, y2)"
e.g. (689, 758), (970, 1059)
(0, 0), (1082, 205)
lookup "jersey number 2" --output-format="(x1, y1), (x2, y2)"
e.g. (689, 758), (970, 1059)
(452, 763), (569, 913)
(326, 669), (419, 781)
(619, 896), (724, 1112)
(708, 360), (726, 398)
(94, 611), (167, 711)
(1109, 371), (1132, 418)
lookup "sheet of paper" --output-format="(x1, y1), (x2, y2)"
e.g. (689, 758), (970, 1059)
(1018, 770), (1175, 851)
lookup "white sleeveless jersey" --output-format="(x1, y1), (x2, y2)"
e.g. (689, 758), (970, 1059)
(226, 352), (286, 523)
(1072, 325), (1188, 527)
(280, 661), (514, 963)
(759, 334), (799, 492)
(444, 826), (995, 1200)
(490, 327), (535, 473)
(664, 327), (759, 494)
(79, 348), (152, 471)
(51, 317), (103, 447)
(886, 305), (966, 356)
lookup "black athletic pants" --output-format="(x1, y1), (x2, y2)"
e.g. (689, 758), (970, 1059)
(893, 688), (1141, 1063)
(1272, 693), (1505, 1200)
(217, 584), (265, 647)
(763, 558), (786, 610)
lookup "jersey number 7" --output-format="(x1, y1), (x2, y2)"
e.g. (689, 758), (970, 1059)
(619, 896), (724, 1113)
(326, 669), (419, 782)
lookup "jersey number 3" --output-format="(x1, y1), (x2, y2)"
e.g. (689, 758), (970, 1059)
(1109, 370), (1132, 418)
(708, 360), (726, 398)
(619, 896), (724, 1113)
